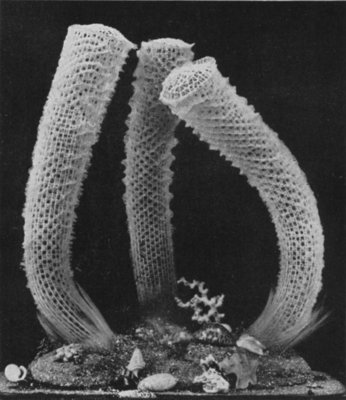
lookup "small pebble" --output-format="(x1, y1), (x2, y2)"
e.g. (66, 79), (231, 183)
(119, 389), (157, 398)
(138, 373), (177, 392)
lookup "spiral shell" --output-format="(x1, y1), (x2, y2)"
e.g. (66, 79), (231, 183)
(194, 323), (234, 346)
(4, 364), (27, 382)
(138, 373), (177, 392)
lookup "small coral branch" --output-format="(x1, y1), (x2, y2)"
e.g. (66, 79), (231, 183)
(175, 277), (225, 324)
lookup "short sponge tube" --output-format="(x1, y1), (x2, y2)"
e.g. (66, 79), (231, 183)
(160, 57), (325, 349)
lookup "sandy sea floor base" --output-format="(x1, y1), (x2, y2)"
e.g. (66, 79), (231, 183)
(0, 373), (344, 398)
(1, 318), (344, 397)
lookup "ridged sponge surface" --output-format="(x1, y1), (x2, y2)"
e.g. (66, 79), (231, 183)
(23, 24), (135, 348)
(124, 39), (194, 305)
(160, 58), (324, 348)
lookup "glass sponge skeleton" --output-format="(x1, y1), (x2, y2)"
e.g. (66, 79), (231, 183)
(124, 38), (194, 305)
(23, 24), (135, 349)
(23, 24), (325, 351)
(160, 57), (325, 349)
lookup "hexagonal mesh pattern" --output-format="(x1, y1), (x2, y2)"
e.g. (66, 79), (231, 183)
(161, 58), (324, 348)
(23, 24), (135, 348)
(123, 39), (194, 305)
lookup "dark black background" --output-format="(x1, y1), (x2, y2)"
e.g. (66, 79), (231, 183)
(1, 1), (345, 384)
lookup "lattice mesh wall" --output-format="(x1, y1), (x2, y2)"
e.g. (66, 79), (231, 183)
(123, 39), (194, 305)
(23, 24), (135, 348)
(160, 57), (324, 348)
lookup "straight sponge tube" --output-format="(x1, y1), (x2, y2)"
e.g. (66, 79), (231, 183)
(23, 24), (135, 349)
(124, 39), (194, 306)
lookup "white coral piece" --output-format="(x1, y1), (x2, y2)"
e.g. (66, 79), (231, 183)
(176, 277), (225, 323)
(194, 368), (229, 393)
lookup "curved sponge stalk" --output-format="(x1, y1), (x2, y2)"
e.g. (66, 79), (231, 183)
(23, 24), (135, 349)
(160, 57), (325, 349)
(124, 39), (194, 305)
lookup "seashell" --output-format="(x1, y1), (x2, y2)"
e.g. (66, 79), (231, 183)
(219, 350), (259, 389)
(127, 348), (146, 377)
(200, 354), (220, 371)
(236, 334), (265, 355)
(138, 373), (177, 392)
(4, 364), (27, 382)
(193, 368), (229, 394)
(53, 344), (82, 362)
(194, 323), (234, 346)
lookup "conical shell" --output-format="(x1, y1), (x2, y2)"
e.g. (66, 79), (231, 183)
(127, 348), (146, 372)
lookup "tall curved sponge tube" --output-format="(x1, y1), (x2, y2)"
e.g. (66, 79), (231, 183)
(160, 57), (325, 349)
(23, 24), (135, 349)
(124, 39), (194, 306)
